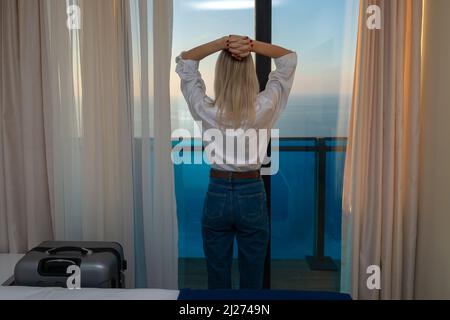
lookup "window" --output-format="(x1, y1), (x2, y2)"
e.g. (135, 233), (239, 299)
(273, 0), (359, 138)
(171, 0), (359, 290)
(171, 0), (255, 289)
(171, 0), (254, 137)
(271, 0), (359, 290)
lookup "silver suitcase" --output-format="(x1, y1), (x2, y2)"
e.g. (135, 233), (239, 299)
(14, 241), (127, 288)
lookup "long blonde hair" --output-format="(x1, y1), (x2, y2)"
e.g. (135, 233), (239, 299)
(210, 50), (260, 129)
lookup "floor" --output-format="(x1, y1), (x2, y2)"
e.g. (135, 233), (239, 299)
(179, 258), (340, 292)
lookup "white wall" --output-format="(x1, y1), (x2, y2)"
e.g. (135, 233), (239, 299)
(415, 0), (450, 300)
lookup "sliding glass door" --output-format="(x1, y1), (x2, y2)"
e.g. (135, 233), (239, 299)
(170, 0), (254, 290)
(171, 0), (359, 291)
(271, 0), (359, 290)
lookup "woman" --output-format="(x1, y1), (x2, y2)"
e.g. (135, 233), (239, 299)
(175, 35), (298, 289)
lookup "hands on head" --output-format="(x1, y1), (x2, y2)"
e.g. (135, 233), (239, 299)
(224, 35), (254, 61)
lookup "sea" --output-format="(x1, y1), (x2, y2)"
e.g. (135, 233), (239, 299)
(170, 94), (351, 138)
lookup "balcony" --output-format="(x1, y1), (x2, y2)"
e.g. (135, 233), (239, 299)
(173, 137), (347, 291)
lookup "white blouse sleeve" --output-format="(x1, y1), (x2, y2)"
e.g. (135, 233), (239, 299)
(175, 52), (208, 122)
(257, 52), (298, 124)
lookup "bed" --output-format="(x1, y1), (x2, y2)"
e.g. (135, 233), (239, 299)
(0, 253), (179, 300)
(0, 286), (179, 300)
(0, 254), (350, 300)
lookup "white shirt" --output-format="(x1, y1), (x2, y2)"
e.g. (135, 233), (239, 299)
(175, 51), (298, 172)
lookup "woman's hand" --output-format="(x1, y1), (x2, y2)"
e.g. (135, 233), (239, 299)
(224, 35), (253, 61)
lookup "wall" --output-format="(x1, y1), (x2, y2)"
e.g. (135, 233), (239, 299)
(415, 0), (450, 300)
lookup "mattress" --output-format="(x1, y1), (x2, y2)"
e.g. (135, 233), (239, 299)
(0, 255), (350, 301)
(0, 286), (179, 300)
(1, 253), (179, 300)
(1, 287), (352, 300)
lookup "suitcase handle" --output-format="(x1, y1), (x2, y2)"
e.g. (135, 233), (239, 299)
(47, 247), (92, 256)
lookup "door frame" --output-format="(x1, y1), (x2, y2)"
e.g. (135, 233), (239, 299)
(254, 0), (273, 290)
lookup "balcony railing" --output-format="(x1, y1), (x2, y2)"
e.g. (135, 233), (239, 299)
(172, 137), (347, 273)
(277, 138), (347, 271)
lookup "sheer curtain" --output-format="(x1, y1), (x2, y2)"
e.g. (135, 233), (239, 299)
(1, 0), (177, 289)
(128, 0), (178, 289)
(342, 0), (422, 300)
(41, 0), (178, 288)
(0, 0), (53, 253)
(41, 0), (136, 286)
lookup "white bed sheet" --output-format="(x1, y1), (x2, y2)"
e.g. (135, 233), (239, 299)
(0, 286), (180, 300)
(0, 254), (24, 285)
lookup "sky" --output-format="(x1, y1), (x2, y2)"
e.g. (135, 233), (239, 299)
(170, 0), (360, 99)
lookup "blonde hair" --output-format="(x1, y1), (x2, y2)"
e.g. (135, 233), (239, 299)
(210, 50), (260, 129)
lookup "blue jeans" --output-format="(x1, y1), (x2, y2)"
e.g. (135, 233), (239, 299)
(201, 176), (270, 290)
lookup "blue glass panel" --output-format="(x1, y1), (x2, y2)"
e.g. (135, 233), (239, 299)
(324, 151), (346, 260)
(174, 153), (210, 258)
(326, 139), (348, 148)
(279, 139), (317, 148)
(271, 151), (316, 259)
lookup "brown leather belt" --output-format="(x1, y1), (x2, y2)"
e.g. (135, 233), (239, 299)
(210, 169), (261, 180)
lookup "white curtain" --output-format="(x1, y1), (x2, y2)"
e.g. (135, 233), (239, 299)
(1, 0), (177, 289)
(40, 0), (136, 287)
(42, 0), (178, 289)
(341, 0), (423, 300)
(129, 0), (178, 289)
(0, 0), (53, 253)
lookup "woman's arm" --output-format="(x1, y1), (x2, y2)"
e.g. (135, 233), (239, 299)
(181, 35), (248, 61)
(179, 35), (293, 62)
(228, 37), (293, 59)
(251, 41), (293, 58)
